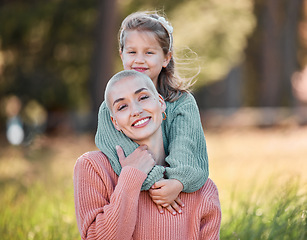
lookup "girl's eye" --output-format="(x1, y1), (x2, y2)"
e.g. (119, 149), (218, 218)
(128, 51), (136, 54)
(146, 51), (154, 55)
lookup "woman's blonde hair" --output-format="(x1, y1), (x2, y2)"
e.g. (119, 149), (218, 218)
(119, 11), (197, 102)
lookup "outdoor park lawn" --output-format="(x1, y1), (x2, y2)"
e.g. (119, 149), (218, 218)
(0, 126), (306, 239)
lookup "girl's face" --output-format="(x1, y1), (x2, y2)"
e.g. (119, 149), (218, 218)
(120, 30), (171, 87)
(109, 76), (166, 144)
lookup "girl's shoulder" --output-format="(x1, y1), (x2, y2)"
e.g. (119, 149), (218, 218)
(165, 92), (198, 110)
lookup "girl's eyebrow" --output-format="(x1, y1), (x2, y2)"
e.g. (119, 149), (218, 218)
(112, 87), (149, 106)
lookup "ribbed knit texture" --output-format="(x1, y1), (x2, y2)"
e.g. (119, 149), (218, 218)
(95, 93), (209, 192)
(74, 151), (221, 240)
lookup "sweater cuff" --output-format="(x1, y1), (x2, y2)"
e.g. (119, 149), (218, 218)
(141, 165), (165, 190)
(166, 167), (208, 193)
(119, 166), (148, 191)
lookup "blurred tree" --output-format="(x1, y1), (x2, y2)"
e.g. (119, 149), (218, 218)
(0, 0), (102, 132)
(0, 0), (99, 112)
(196, 0), (304, 109)
(298, 0), (307, 67)
(244, 0), (303, 107)
(88, 0), (118, 131)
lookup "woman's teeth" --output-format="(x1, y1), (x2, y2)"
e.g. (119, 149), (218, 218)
(134, 118), (149, 126)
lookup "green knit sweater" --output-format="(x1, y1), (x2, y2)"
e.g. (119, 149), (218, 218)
(95, 92), (209, 192)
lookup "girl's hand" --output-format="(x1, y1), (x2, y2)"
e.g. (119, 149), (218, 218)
(149, 179), (184, 215)
(155, 197), (185, 215)
(116, 145), (155, 175)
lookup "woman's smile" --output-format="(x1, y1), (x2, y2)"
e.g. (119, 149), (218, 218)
(132, 117), (151, 127)
(108, 75), (166, 144)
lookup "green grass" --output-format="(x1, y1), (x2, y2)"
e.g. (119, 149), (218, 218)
(0, 131), (306, 239)
(0, 175), (79, 240)
(220, 179), (307, 239)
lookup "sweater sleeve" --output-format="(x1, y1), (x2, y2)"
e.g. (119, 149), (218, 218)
(73, 152), (147, 240)
(199, 179), (222, 239)
(94, 101), (165, 190)
(163, 93), (209, 193)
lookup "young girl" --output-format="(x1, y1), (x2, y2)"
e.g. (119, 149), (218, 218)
(74, 70), (221, 239)
(95, 11), (209, 213)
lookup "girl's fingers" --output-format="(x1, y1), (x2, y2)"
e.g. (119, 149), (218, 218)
(170, 201), (182, 214)
(156, 204), (164, 214)
(165, 205), (177, 215)
(175, 197), (185, 207)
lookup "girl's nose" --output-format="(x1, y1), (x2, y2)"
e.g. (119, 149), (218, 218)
(134, 53), (145, 63)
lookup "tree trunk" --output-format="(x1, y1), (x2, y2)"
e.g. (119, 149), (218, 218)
(259, 0), (283, 106)
(245, 0), (302, 107)
(89, 0), (118, 131)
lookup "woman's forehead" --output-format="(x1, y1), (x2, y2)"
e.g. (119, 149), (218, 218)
(111, 76), (156, 96)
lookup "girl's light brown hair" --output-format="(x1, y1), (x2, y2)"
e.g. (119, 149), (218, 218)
(119, 11), (196, 102)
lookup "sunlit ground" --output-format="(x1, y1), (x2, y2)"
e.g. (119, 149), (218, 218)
(0, 125), (306, 239)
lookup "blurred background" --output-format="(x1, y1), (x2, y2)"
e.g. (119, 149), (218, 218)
(0, 0), (306, 239)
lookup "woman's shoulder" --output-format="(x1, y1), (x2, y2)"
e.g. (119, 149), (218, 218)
(75, 151), (115, 176)
(198, 178), (220, 204)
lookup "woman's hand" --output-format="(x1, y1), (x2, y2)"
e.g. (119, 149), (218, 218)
(149, 179), (184, 215)
(116, 145), (155, 175)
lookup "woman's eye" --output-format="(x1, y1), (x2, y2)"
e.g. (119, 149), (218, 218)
(140, 95), (149, 101)
(117, 104), (127, 111)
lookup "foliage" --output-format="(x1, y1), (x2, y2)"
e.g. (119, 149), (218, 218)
(170, 0), (255, 86)
(0, 0), (98, 110)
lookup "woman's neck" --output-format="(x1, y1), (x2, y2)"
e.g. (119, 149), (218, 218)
(135, 128), (166, 166)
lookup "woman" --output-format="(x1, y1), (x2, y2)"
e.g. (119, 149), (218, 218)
(74, 70), (221, 240)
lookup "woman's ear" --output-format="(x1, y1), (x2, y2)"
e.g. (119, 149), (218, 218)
(163, 52), (172, 68)
(158, 94), (166, 112)
(110, 116), (121, 131)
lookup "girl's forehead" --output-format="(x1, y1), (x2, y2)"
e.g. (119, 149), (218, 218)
(124, 30), (160, 46)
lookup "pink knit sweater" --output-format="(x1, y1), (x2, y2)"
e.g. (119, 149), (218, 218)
(74, 151), (221, 240)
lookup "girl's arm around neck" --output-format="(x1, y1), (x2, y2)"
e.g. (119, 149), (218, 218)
(163, 93), (209, 193)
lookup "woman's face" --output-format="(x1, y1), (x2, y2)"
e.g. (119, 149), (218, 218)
(108, 76), (166, 144)
(120, 30), (171, 87)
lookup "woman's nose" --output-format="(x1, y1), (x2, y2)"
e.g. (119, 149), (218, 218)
(131, 102), (143, 117)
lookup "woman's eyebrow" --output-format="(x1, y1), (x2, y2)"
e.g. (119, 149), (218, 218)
(112, 97), (125, 106)
(135, 87), (148, 94)
(112, 87), (149, 106)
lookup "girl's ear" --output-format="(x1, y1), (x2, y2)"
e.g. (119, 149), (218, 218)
(110, 116), (121, 131)
(119, 50), (123, 61)
(158, 94), (166, 112)
(162, 52), (172, 68)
